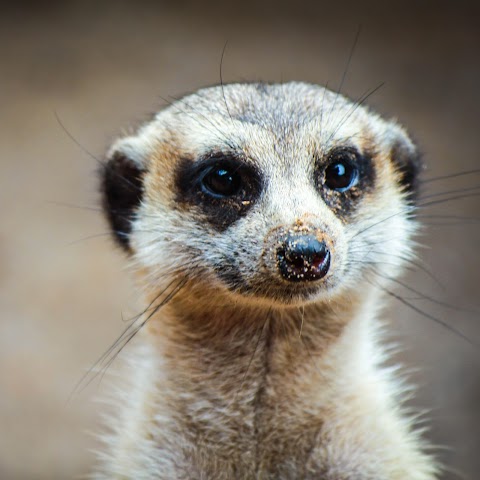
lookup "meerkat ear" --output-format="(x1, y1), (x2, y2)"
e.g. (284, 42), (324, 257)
(100, 140), (146, 252)
(388, 126), (423, 204)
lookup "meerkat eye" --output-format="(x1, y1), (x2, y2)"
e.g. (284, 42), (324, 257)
(202, 166), (242, 197)
(324, 150), (359, 192)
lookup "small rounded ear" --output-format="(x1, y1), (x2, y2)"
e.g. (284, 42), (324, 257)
(100, 149), (145, 252)
(389, 129), (423, 204)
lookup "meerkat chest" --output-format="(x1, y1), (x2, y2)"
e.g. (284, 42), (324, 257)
(143, 329), (359, 480)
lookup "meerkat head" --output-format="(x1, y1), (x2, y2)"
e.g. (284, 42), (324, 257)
(101, 82), (421, 308)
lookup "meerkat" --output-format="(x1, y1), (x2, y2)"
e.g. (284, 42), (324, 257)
(95, 82), (439, 479)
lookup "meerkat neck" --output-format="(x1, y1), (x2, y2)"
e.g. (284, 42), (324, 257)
(106, 287), (437, 479)
(144, 290), (379, 441)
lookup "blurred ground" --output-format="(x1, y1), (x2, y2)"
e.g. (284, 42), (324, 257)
(0, 1), (479, 479)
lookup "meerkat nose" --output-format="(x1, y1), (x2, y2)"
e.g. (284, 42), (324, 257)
(277, 234), (331, 282)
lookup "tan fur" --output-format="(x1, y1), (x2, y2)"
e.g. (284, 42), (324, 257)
(95, 82), (439, 479)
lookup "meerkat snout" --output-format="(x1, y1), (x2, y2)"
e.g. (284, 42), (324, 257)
(277, 232), (331, 282)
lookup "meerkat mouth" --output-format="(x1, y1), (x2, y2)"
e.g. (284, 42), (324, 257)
(216, 269), (335, 307)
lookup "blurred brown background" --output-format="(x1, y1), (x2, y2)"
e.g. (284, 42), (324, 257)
(0, 1), (479, 479)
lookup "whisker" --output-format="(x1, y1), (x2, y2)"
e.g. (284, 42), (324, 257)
(66, 232), (113, 246)
(48, 201), (104, 213)
(325, 82), (385, 150)
(351, 189), (480, 244)
(49, 200), (181, 226)
(354, 249), (445, 290)
(370, 267), (477, 314)
(318, 80), (330, 145)
(97, 278), (188, 385)
(219, 41), (233, 123)
(65, 226), (181, 247)
(420, 220), (480, 227)
(419, 192), (480, 208)
(420, 168), (480, 185)
(162, 95), (238, 150)
(55, 111), (140, 191)
(419, 185), (480, 202)
(416, 214), (480, 222)
(367, 277), (477, 348)
(327, 26), (362, 131)
(352, 205), (415, 240)
(54, 111), (103, 165)
(121, 278), (178, 325)
(67, 277), (188, 402)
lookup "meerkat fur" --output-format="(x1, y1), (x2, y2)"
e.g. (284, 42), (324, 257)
(95, 82), (439, 479)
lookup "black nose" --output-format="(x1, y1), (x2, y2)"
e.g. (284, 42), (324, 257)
(277, 234), (330, 282)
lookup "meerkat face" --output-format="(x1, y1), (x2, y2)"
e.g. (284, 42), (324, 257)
(102, 82), (420, 307)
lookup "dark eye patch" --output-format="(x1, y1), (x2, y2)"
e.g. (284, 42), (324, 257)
(315, 147), (375, 220)
(174, 152), (263, 232)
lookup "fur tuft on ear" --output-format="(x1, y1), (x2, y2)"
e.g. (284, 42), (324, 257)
(100, 151), (145, 252)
